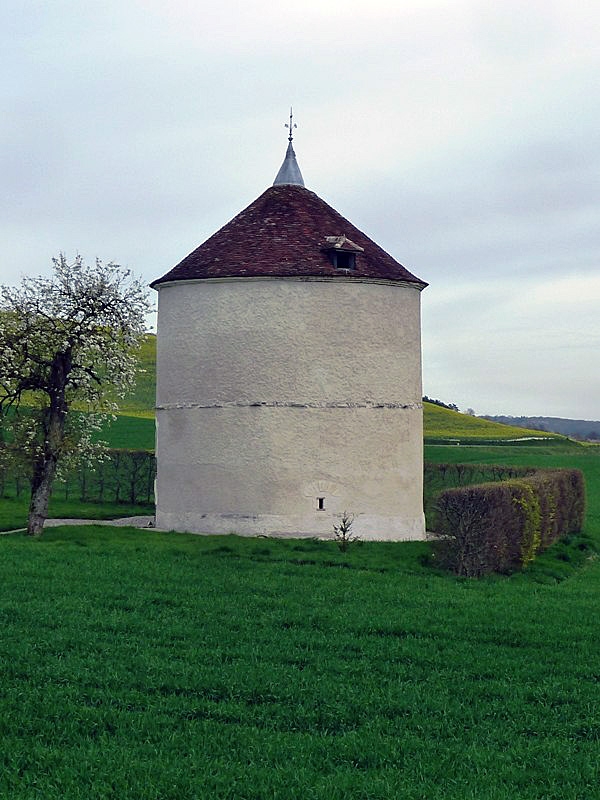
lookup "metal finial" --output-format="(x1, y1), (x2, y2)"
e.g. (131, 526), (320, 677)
(273, 106), (304, 186)
(284, 106), (297, 143)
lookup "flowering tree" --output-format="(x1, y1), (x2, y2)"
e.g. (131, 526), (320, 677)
(0, 255), (150, 535)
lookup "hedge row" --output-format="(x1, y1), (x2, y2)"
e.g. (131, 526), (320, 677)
(423, 462), (537, 525)
(433, 469), (586, 576)
(0, 449), (156, 507)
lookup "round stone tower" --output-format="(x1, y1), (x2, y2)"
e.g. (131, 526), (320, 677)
(151, 130), (428, 540)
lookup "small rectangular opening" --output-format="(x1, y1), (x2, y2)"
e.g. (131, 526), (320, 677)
(331, 251), (356, 270)
(317, 497), (325, 511)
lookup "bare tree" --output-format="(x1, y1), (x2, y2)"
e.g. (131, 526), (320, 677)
(0, 255), (149, 535)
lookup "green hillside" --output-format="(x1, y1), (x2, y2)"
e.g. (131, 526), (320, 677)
(116, 333), (156, 418)
(11, 333), (156, 449)
(423, 401), (560, 443)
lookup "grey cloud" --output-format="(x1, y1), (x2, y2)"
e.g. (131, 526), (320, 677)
(2, 1), (599, 418)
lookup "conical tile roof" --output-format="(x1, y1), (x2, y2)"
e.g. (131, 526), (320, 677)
(151, 183), (427, 288)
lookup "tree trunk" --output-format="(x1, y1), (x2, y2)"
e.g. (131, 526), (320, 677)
(26, 351), (70, 536)
(27, 454), (58, 535)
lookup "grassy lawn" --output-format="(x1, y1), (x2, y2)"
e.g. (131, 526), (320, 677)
(1, 526), (599, 799)
(1, 441), (600, 798)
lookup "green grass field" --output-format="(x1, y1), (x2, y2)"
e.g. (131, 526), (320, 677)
(95, 413), (155, 450)
(1, 438), (600, 798)
(1, 526), (599, 798)
(5, 361), (600, 796)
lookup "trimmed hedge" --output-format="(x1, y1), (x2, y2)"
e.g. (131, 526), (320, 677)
(423, 462), (537, 527)
(433, 469), (586, 576)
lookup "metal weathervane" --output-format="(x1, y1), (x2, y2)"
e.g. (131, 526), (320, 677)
(285, 107), (297, 142)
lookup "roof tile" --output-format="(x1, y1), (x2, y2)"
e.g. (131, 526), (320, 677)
(151, 184), (427, 288)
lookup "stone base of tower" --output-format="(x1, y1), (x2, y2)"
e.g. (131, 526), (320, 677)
(154, 509), (426, 541)
(154, 404), (426, 542)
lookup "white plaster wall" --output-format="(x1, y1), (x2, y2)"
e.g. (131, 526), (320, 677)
(156, 278), (422, 407)
(155, 278), (425, 540)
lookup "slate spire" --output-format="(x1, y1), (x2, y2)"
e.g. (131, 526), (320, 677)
(273, 108), (305, 187)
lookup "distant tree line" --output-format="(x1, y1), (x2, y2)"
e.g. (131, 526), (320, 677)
(483, 415), (600, 441)
(0, 446), (155, 507)
(423, 396), (460, 412)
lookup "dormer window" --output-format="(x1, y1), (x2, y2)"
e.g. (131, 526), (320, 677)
(323, 235), (364, 271)
(331, 251), (356, 270)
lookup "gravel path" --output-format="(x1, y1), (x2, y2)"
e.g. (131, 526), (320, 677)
(43, 516), (156, 528)
(1, 516), (158, 535)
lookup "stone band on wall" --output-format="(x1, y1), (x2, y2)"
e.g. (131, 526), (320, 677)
(156, 401), (423, 410)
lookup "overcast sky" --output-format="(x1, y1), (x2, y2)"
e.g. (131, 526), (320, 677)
(2, 0), (599, 419)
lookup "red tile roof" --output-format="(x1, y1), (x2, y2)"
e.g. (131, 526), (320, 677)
(151, 184), (427, 288)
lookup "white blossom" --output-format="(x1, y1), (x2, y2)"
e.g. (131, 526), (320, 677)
(0, 254), (151, 534)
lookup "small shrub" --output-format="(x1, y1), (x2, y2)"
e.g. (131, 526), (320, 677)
(333, 511), (357, 552)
